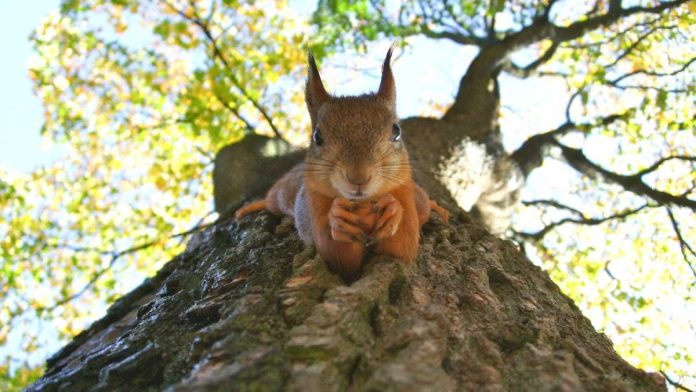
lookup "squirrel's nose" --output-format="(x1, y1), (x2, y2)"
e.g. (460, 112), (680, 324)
(346, 172), (371, 186)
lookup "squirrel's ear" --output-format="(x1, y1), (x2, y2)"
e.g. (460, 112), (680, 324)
(376, 46), (396, 108)
(306, 51), (330, 123)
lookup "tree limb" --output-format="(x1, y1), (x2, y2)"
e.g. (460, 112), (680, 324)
(489, 0), (685, 76)
(608, 56), (696, 85)
(603, 24), (678, 69)
(511, 113), (624, 176)
(420, 27), (485, 46)
(552, 0), (688, 43)
(446, 0), (688, 120)
(562, 17), (662, 49)
(660, 370), (695, 392)
(161, 0), (283, 139)
(556, 141), (696, 211)
(503, 41), (559, 78)
(37, 217), (216, 313)
(634, 155), (696, 178)
(523, 199), (585, 217)
(211, 89), (255, 134)
(517, 202), (654, 240)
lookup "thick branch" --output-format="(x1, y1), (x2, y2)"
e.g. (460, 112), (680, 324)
(502, 41), (559, 78)
(511, 114), (624, 176)
(446, 0), (687, 120)
(493, 0), (684, 75)
(562, 17), (661, 49)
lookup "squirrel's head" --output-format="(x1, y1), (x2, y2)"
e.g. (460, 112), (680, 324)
(304, 47), (410, 200)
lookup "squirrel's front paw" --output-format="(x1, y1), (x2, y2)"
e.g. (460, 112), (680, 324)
(371, 193), (403, 240)
(329, 197), (369, 244)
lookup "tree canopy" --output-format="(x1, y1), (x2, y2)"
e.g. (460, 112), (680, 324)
(1, 0), (694, 390)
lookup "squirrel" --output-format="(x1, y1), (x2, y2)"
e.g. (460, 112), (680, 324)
(235, 48), (448, 281)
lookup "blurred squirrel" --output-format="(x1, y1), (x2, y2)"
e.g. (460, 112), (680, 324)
(235, 48), (448, 281)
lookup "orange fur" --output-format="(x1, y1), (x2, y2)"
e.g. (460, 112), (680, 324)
(234, 49), (448, 281)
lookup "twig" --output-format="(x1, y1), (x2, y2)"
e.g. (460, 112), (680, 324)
(518, 203), (654, 240)
(161, 0), (283, 139)
(659, 370), (694, 392)
(666, 208), (696, 279)
(37, 217), (216, 312)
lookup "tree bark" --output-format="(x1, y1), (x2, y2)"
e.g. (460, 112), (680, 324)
(29, 204), (664, 391)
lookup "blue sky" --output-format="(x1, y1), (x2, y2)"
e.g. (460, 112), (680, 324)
(0, 1), (64, 173)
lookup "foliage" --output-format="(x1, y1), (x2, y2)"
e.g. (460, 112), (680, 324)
(312, 0), (696, 389)
(1, 0), (313, 387)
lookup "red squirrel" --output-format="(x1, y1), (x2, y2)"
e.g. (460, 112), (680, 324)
(235, 48), (448, 281)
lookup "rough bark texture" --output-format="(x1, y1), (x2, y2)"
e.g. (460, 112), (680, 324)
(29, 206), (664, 391)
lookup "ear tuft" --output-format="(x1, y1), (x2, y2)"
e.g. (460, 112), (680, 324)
(376, 45), (396, 108)
(306, 51), (330, 125)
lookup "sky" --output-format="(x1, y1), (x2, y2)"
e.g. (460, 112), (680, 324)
(0, 0), (568, 175)
(0, 1), (64, 173)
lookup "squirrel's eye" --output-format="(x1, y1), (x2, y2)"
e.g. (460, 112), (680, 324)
(392, 123), (402, 142)
(313, 128), (324, 146)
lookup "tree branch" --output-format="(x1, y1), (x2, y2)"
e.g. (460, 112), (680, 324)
(562, 17), (661, 49)
(603, 24), (678, 69)
(517, 202), (654, 240)
(511, 113), (624, 176)
(161, 0), (283, 139)
(37, 217), (216, 313)
(665, 208), (696, 279)
(498, 0), (686, 74)
(552, 0), (688, 43)
(523, 199), (585, 217)
(660, 370), (695, 392)
(503, 41), (559, 78)
(634, 155), (696, 178)
(211, 89), (255, 134)
(446, 0), (688, 120)
(420, 27), (485, 46)
(556, 142), (696, 211)
(608, 56), (696, 85)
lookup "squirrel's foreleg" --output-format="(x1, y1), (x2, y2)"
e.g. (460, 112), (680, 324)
(373, 185), (420, 262)
(308, 194), (366, 281)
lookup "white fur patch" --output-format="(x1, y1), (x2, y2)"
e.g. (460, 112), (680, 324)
(438, 139), (523, 234)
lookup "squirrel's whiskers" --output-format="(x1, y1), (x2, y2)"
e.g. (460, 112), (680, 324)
(234, 47), (449, 281)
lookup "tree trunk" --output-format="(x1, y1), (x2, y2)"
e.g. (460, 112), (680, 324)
(29, 206), (664, 391)
(27, 35), (666, 390)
